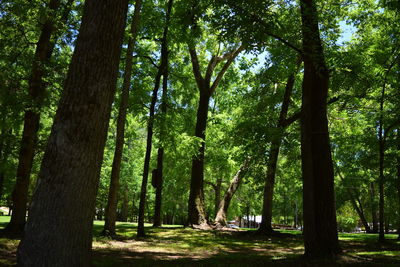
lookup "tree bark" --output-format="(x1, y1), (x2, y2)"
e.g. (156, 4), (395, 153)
(258, 63), (299, 234)
(152, 0), (173, 228)
(214, 159), (250, 227)
(5, 0), (65, 235)
(300, 0), (340, 259)
(213, 177), (222, 216)
(17, 0), (129, 265)
(188, 91), (210, 226)
(102, 0), (142, 237)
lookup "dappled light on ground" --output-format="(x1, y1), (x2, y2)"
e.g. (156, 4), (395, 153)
(0, 218), (399, 266)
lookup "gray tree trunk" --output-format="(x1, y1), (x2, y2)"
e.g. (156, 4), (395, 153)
(17, 0), (129, 265)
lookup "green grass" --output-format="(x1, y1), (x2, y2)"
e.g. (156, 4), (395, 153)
(0, 215), (399, 266)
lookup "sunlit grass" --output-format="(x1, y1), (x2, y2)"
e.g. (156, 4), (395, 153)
(355, 251), (400, 256)
(0, 216), (399, 266)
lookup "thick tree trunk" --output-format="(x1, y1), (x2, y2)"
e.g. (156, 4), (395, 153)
(214, 159), (250, 227)
(188, 91), (210, 226)
(17, 0), (129, 266)
(214, 177), (222, 216)
(300, 0), (340, 259)
(5, 0), (63, 235)
(152, 0), (173, 228)
(258, 62), (299, 234)
(103, 0), (142, 237)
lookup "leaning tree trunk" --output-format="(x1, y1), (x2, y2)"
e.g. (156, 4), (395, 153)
(5, 0), (69, 235)
(102, 0), (142, 237)
(258, 64), (298, 234)
(152, 0), (173, 228)
(300, 0), (340, 259)
(334, 164), (371, 233)
(17, 0), (129, 266)
(214, 159), (251, 227)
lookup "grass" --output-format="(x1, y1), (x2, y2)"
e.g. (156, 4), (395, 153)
(1, 215), (399, 266)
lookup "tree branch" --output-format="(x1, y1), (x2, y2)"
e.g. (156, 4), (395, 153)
(210, 45), (245, 94)
(188, 48), (205, 91)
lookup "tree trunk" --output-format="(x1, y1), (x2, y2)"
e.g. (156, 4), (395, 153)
(214, 159), (250, 227)
(137, 22), (170, 236)
(103, 0), (142, 237)
(336, 167), (371, 233)
(258, 62), (299, 234)
(378, 83), (386, 242)
(188, 91), (210, 226)
(300, 0), (340, 259)
(370, 182), (379, 233)
(0, 129), (5, 201)
(152, 0), (173, 228)
(397, 130), (400, 239)
(153, 147), (164, 227)
(214, 177), (222, 217)
(121, 186), (129, 222)
(17, 0), (129, 265)
(5, 0), (65, 235)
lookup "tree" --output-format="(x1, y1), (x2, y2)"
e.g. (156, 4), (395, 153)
(187, 44), (244, 226)
(5, 0), (74, 235)
(17, 0), (129, 265)
(300, 0), (340, 259)
(258, 60), (301, 234)
(136, 0), (174, 237)
(102, 0), (142, 238)
(214, 158), (251, 227)
(152, 0), (174, 228)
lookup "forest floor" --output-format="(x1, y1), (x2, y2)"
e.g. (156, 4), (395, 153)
(0, 216), (399, 266)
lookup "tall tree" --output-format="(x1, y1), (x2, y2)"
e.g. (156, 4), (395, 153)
(152, 0), (174, 228)
(187, 44), (244, 226)
(258, 61), (300, 234)
(5, 0), (74, 235)
(17, 0), (129, 265)
(102, 0), (142, 237)
(299, 0), (340, 259)
(137, 0), (173, 236)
